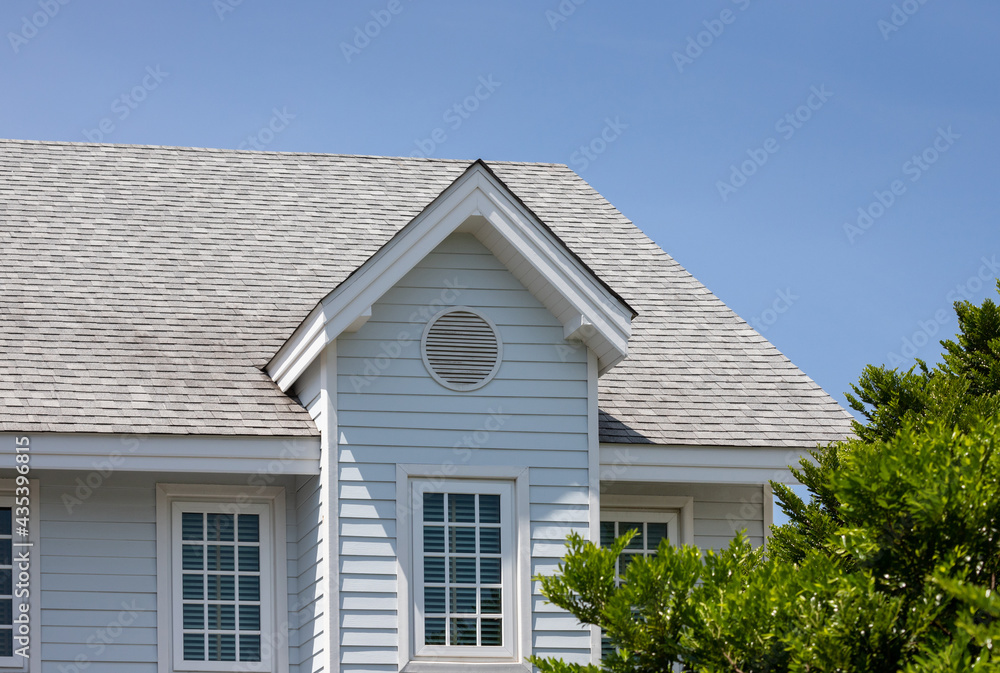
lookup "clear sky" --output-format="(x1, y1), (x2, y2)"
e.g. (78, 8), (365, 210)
(2, 0), (998, 420)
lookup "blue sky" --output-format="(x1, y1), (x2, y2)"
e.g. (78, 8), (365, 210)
(2, 0), (999, 425)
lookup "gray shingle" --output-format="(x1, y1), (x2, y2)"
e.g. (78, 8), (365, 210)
(0, 139), (853, 446)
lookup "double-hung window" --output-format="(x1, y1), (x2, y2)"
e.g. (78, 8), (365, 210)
(398, 467), (529, 671)
(599, 510), (677, 581)
(156, 485), (287, 673)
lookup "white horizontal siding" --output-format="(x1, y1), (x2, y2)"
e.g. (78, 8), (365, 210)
(35, 471), (301, 673)
(336, 233), (592, 666)
(293, 473), (328, 673)
(600, 482), (767, 550)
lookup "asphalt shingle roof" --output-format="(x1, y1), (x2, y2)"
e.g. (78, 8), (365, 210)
(0, 139), (853, 446)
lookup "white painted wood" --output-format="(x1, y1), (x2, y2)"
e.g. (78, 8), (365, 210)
(336, 235), (595, 667)
(600, 482), (768, 551)
(265, 163), (633, 392)
(1, 435), (320, 475)
(763, 483), (774, 547)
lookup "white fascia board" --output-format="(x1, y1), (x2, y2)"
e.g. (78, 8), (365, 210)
(0, 433), (321, 474)
(473, 171), (631, 342)
(599, 443), (808, 485)
(267, 163), (633, 392)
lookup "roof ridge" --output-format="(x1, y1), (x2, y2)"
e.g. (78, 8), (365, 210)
(0, 137), (569, 168)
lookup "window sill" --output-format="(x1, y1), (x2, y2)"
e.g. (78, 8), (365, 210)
(402, 661), (531, 673)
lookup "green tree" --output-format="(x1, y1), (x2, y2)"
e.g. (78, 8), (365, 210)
(532, 282), (1000, 673)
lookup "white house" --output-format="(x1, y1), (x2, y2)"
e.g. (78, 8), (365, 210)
(0, 139), (852, 673)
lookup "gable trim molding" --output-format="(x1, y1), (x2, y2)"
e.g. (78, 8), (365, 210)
(266, 161), (635, 392)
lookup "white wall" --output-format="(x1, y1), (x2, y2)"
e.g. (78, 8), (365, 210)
(600, 481), (767, 550)
(335, 233), (593, 669)
(35, 470), (301, 673)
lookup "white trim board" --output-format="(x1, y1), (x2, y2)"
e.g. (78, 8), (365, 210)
(0, 434), (320, 475)
(266, 162), (634, 392)
(599, 444), (807, 485)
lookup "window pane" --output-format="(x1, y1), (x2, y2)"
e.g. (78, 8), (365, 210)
(237, 514), (259, 542)
(451, 618), (478, 645)
(183, 633), (205, 661)
(620, 552), (640, 574)
(450, 557), (476, 584)
(182, 574), (204, 600)
(423, 526), (444, 553)
(181, 512), (203, 541)
(239, 634), (261, 662)
(0, 509), (10, 536)
(208, 633), (237, 661)
(0, 629), (11, 657)
(207, 604), (236, 631)
(423, 493), (444, 522)
(183, 603), (204, 630)
(450, 587), (477, 614)
(481, 618), (502, 646)
(425, 618), (446, 645)
(0, 570), (10, 595)
(647, 522), (668, 551)
(239, 575), (260, 602)
(424, 586), (445, 614)
(424, 556), (445, 584)
(448, 494), (476, 523)
(481, 587), (502, 614)
(238, 546), (259, 572)
(479, 494), (500, 524)
(207, 575), (235, 601)
(239, 605), (260, 631)
(449, 527), (476, 555)
(479, 527), (501, 554)
(206, 545), (234, 571)
(621, 522), (643, 550)
(206, 514), (234, 542)
(182, 545), (203, 570)
(480, 557), (501, 584)
(600, 521), (615, 546)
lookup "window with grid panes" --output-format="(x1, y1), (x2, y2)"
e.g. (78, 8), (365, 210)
(412, 480), (515, 659)
(599, 510), (677, 659)
(173, 502), (271, 669)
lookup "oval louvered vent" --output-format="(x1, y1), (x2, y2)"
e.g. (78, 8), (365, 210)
(421, 308), (503, 391)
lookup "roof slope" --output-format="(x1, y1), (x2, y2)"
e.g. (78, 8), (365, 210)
(0, 139), (853, 445)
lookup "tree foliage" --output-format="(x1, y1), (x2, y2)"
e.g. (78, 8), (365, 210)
(532, 282), (1000, 672)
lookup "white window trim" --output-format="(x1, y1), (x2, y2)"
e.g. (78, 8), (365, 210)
(396, 465), (531, 673)
(0, 479), (39, 673)
(156, 484), (288, 673)
(600, 494), (694, 547)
